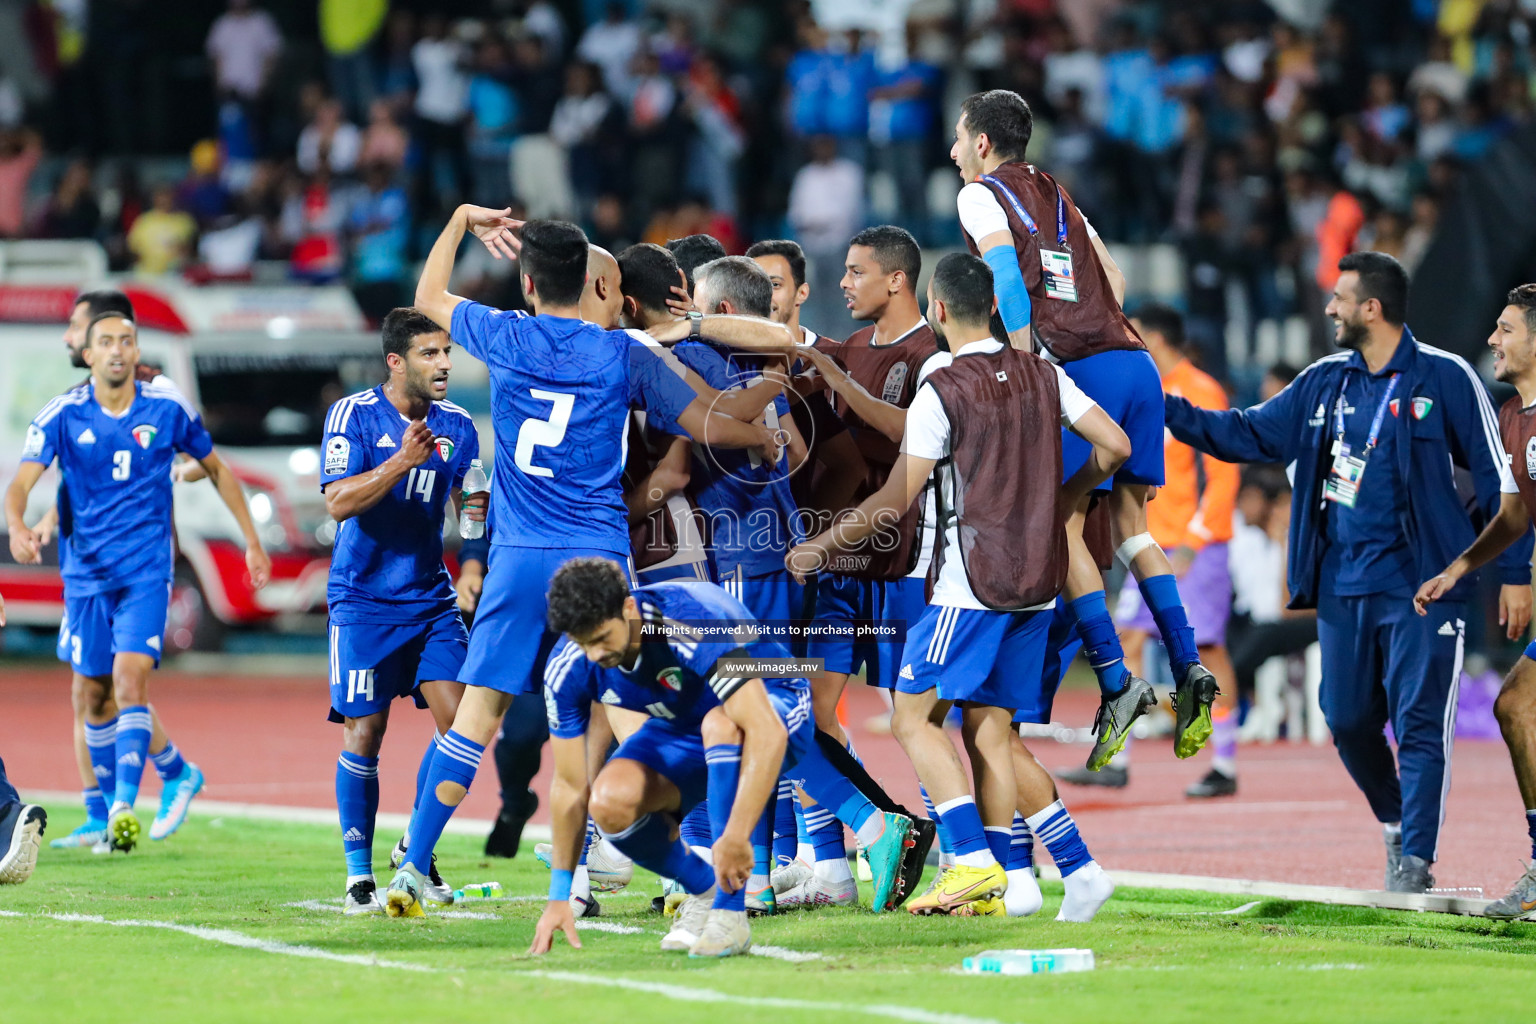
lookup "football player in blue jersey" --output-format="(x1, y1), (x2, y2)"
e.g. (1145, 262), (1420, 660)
(5, 312), (271, 853)
(383, 206), (786, 917)
(318, 307), (487, 914)
(529, 558), (914, 958)
(38, 289), (205, 852)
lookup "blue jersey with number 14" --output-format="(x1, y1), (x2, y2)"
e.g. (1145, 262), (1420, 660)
(450, 301), (697, 553)
(320, 386), (480, 625)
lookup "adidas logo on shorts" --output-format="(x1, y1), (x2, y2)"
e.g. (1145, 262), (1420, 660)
(342, 827), (366, 842)
(600, 688), (622, 705)
(1437, 621), (1456, 636)
(899, 664), (915, 680)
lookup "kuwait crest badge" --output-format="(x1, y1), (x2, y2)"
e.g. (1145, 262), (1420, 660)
(656, 666), (683, 692)
(1412, 396), (1433, 420)
(131, 424), (158, 449)
(435, 436), (455, 462)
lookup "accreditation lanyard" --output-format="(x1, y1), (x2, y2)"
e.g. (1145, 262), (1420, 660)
(980, 174), (1079, 302)
(1323, 373), (1399, 509)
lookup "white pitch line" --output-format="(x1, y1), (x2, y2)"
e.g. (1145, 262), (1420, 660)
(576, 920), (647, 935)
(283, 900), (500, 920)
(1038, 866), (1493, 917)
(525, 971), (1006, 1024)
(0, 909), (435, 971)
(2, 911), (909, 1022)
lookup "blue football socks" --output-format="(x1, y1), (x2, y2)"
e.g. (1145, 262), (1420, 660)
(1139, 573), (1198, 680)
(336, 751), (379, 878)
(112, 706), (153, 808)
(404, 730), (482, 874)
(1069, 593), (1132, 696)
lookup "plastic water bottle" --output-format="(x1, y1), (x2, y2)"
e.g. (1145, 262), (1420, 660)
(460, 460), (488, 539)
(453, 881), (503, 901)
(961, 949), (1096, 975)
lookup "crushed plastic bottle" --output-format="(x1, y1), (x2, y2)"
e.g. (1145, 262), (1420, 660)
(962, 949), (1096, 975)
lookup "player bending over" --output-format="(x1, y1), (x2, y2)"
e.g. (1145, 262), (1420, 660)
(530, 558), (915, 958)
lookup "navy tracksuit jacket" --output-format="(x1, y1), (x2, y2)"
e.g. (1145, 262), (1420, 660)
(1166, 329), (1532, 864)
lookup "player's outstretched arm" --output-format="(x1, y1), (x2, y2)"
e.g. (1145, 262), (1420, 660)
(530, 734), (591, 955)
(324, 421), (434, 522)
(416, 204), (523, 331)
(1416, 491), (1532, 633)
(786, 451), (934, 581)
(797, 346), (909, 443)
(4, 463), (46, 566)
(1061, 404), (1131, 510)
(714, 683), (789, 893)
(673, 401), (778, 463)
(647, 315), (798, 354)
(195, 451), (272, 589)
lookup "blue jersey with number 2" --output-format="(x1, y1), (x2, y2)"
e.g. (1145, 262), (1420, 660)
(450, 301), (697, 553)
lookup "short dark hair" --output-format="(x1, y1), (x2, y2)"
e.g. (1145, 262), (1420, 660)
(849, 225), (921, 291)
(85, 310), (133, 345)
(929, 252), (994, 326)
(617, 243), (682, 314)
(1337, 251), (1409, 325)
(665, 234), (728, 294)
(1509, 284), (1536, 334)
(75, 288), (134, 320)
(519, 219), (590, 307)
(1240, 463), (1291, 501)
(959, 90), (1033, 162)
(1265, 361), (1301, 387)
(1134, 303), (1185, 347)
(693, 256), (773, 318)
(381, 307), (445, 360)
(546, 557), (632, 636)
(745, 239), (807, 289)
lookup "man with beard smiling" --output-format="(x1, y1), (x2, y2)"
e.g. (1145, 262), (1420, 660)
(1165, 251), (1532, 894)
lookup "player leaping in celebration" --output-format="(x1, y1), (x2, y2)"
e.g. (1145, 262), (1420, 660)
(320, 307), (486, 914)
(5, 313), (270, 853)
(384, 208), (780, 918)
(789, 254), (1125, 919)
(950, 90), (1220, 772)
(1416, 285), (1536, 918)
(530, 559), (914, 957)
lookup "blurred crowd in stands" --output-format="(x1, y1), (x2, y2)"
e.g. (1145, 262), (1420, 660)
(0, 0), (1529, 380)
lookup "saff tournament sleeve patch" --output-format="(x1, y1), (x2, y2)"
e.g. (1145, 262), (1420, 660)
(325, 436), (350, 475)
(22, 423), (44, 458)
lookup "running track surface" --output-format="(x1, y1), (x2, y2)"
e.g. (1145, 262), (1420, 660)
(1, 663), (1526, 898)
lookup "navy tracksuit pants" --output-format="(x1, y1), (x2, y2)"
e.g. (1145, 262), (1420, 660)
(1316, 587), (1465, 863)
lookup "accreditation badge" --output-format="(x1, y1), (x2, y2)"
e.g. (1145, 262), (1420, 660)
(1040, 249), (1078, 302)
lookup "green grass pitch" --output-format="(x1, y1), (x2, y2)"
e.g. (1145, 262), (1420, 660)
(3, 807), (1533, 1023)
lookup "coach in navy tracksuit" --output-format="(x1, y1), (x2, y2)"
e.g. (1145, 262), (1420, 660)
(1166, 252), (1533, 893)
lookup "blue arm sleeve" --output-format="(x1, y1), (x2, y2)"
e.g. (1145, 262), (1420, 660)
(459, 533), (490, 568)
(982, 244), (1031, 333)
(1165, 378), (1304, 465)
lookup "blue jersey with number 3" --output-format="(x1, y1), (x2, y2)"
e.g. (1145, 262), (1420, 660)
(320, 386), (480, 624)
(450, 301), (697, 552)
(21, 380), (213, 595)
